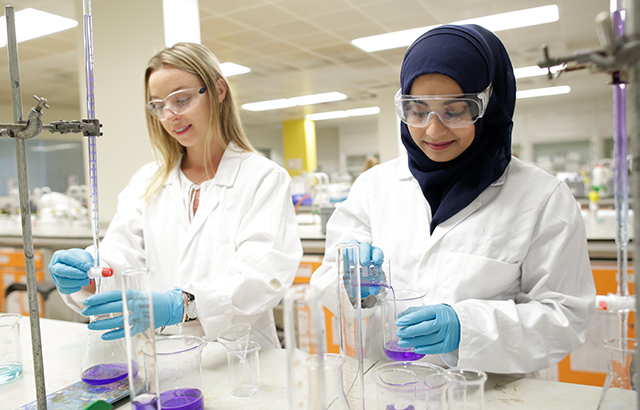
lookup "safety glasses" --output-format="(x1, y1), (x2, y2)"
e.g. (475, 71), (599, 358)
(394, 84), (492, 129)
(147, 86), (207, 120)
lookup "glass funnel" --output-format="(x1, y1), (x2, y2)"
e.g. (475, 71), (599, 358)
(597, 337), (637, 410)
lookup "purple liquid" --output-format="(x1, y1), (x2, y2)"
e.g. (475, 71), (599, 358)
(384, 341), (425, 361)
(133, 394), (159, 410)
(386, 405), (415, 410)
(160, 388), (204, 410)
(81, 361), (139, 385)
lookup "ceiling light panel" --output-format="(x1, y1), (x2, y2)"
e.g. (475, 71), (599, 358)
(242, 92), (347, 112)
(0, 8), (78, 47)
(352, 5), (560, 52)
(516, 85), (570, 99)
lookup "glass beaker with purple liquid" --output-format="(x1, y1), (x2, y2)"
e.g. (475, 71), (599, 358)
(143, 335), (207, 410)
(379, 289), (426, 361)
(372, 361), (446, 410)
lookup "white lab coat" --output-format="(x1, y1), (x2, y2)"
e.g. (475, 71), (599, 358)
(64, 143), (303, 348)
(310, 155), (596, 374)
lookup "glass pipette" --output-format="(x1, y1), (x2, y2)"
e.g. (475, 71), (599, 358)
(83, 0), (112, 285)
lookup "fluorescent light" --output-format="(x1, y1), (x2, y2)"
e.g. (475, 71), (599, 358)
(352, 5), (559, 52)
(242, 92), (347, 112)
(242, 99), (296, 111)
(220, 62), (251, 77)
(289, 92), (347, 106)
(0, 8), (78, 47)
(455, 5), (559, 32)
(352, 26), (437, 53)
(514, 65), (561, 79)
(516, 85), (570, 99)
(306, 106), (380, 121)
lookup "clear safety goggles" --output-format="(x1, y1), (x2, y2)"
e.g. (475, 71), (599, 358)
(147, 86), (207, 120)
(394, 84), (492, 129)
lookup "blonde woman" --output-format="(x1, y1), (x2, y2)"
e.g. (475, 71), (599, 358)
(50, 43), (302, 348)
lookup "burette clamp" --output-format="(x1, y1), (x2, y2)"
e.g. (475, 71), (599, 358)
(46, 118), (102, 136)
(88, 267), (114, 279)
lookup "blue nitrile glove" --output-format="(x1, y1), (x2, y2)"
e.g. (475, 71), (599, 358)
(343, 239), (385, 301)
(48, 248), (93, 294)
(396, 304), (461, 355)
(81, 288), (184, 340)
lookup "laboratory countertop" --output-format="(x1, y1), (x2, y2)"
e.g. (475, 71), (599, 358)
(5, 317), (616, 409)
(0, 209), (634, 258)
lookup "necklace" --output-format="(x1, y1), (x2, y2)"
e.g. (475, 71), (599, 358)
(182, 161), (211, 185)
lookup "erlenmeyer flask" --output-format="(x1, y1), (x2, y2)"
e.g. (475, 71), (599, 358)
(80, 280), (134, 386)
(597, 337), (637, 410)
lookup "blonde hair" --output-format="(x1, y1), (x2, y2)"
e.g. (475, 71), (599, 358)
(143, 42), (255, 201)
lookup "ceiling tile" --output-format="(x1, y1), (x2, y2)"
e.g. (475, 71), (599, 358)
(200, 17), (248, 38)
(276, 0), (351, 17)
(261, 20), (325, 39)
(224, 4), (296, 29)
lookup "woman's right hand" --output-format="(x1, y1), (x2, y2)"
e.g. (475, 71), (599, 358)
(48, 249), (93, 294)
(344, 239), (386, 300)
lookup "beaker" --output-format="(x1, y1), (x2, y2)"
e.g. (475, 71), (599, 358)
(597, 337), (637, 410)
(121, 268), (160, 409)
(226, 340), (261, 397)
(379, 289), (426, 361)
(306, 353), (350, 410)
(0, 313), (22, 384)
(143, 335), (206, 410)
(444, 368), (487, 410)
(218, 323), (260, 397)
(371, 362), (446, 410)
(81, 284), (132, 385)
(337, 242), (365, 409)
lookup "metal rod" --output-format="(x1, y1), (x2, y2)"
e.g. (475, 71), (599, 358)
(5, 6), (47, 409)
(628, 0), (640, 405)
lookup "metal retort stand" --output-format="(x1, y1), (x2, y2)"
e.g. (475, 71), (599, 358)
(0, 5), (102, 409)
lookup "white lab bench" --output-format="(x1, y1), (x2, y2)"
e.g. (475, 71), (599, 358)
(5, 317), (614, 409)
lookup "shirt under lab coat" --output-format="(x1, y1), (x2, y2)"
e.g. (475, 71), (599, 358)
(64, 143), (303, 348)
(310, 155), (596, 374)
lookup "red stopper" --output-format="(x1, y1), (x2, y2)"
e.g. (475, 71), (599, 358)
(102, 267), (114, 277)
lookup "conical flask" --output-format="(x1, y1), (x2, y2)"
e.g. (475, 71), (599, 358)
(80, 280), (134, 385)
(597, 337), (637, 410)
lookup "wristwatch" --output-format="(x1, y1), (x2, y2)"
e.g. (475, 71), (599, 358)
(183, 291), (197, 322)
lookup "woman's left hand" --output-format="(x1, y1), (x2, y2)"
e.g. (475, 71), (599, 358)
(396, 304), (461, 354)
(82, 288), (184, 340)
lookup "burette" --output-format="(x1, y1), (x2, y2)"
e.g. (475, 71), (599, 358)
(83, 0), (112, 286)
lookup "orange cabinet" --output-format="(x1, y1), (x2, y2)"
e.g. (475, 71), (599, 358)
(0, 247), (45, 317)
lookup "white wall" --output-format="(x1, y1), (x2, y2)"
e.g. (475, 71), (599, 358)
(245, 125), (284, 167)
(512, 96), (613, 168)
(316, 126), (340, 175)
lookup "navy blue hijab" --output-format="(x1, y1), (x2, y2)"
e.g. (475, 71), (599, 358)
(400, 24), (516, 233)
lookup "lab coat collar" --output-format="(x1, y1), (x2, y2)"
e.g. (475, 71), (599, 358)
(213, 142), (248, 188)
(397, 155), (414, 181)
(162, 142), (248, 189)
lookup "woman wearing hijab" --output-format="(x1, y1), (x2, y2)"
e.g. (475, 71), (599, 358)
(310, 25), (595, 374)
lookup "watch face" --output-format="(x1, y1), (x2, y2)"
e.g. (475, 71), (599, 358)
(187, 300), (197, 319)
